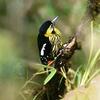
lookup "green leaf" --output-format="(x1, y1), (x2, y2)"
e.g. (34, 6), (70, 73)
(44, 68), (57, 85)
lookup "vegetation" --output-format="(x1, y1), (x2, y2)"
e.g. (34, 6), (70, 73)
(0, 0), (99, 100)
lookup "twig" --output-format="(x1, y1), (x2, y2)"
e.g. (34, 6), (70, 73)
(21, 70), (49, 90)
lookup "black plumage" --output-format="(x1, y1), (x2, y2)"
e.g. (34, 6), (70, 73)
(37, 20), (54, 65)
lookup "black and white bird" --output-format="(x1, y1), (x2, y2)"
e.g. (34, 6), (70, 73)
(37, 17), (62, 65)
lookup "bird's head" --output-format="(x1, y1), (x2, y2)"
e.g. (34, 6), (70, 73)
(39, 16), (61, 37)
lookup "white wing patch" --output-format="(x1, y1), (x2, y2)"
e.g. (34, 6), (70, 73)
(41, 43), (46, 56)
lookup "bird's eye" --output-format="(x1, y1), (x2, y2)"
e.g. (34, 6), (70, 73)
(50, 24), (55, 34)
(51, 24), (53, 28)
(52, 30), (55, 34)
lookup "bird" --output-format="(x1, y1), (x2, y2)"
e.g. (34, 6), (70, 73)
(37, 16), (62, 66)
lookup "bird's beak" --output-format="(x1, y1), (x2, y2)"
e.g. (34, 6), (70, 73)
(51, 16), (58, 28)
(52, 16), (58, 23)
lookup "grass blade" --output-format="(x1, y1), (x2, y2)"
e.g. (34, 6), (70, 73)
(44, 68), (56, 85)
(33, 89), (43, 100)
(86, 69), (100, 85)
(88, 21), (94, 65)
(80, 49), (100, 86)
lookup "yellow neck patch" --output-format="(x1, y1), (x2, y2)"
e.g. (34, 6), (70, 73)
(44, 26), (61, 37)
(45, 26), (53, 37)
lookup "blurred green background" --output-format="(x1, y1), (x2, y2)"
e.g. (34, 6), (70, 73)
(0, 0), (99, 100)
